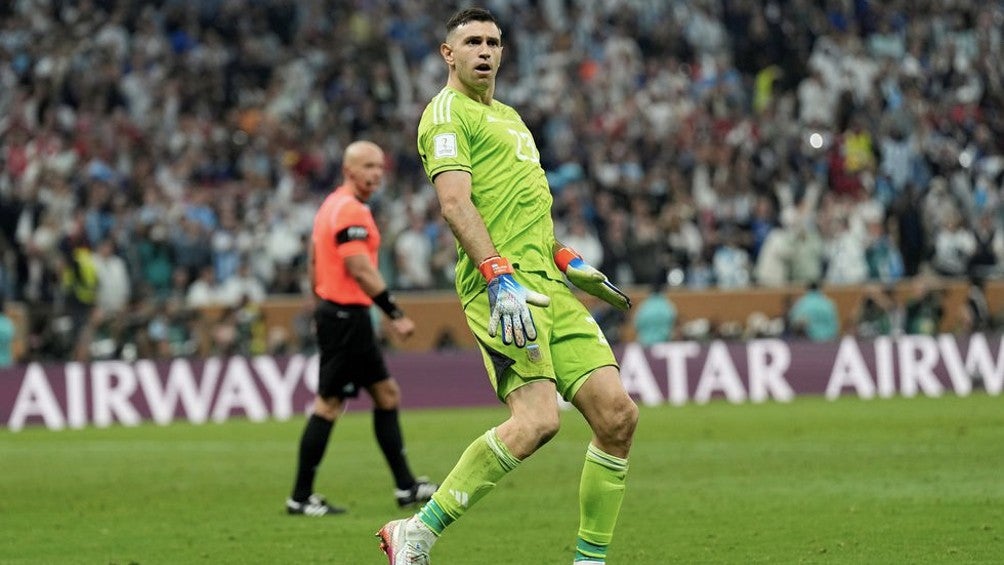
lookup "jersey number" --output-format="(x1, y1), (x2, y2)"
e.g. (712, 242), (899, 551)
(507, 129), (540, 163)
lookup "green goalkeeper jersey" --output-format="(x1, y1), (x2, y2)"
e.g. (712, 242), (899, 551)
(418, 86), (562, 305)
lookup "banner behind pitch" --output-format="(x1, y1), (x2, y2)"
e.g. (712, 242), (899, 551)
(2, 334), (1002, 431)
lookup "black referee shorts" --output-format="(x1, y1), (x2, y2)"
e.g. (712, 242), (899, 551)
(314, 300), (390, 399)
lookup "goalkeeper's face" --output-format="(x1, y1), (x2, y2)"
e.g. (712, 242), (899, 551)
(442, 20), (502, 95)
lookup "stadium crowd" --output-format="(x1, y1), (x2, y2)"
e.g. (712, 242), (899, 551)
(1, 0), (1003, 361)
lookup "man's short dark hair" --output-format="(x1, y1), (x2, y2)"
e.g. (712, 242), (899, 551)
(446, 7), (498, 37)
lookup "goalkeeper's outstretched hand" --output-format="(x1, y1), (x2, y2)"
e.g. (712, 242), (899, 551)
(554, 246), (632, 311)
(480, 256), (550, 347)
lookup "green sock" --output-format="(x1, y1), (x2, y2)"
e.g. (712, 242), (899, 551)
(575, 443), (629, 563)
(417, 427), (521, 535)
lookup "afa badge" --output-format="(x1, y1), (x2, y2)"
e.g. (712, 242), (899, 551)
(526, 344), (542, 363)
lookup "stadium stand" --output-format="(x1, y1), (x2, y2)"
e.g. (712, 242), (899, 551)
(1, 0), (1003, 361)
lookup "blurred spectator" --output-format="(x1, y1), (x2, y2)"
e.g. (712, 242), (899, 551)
(627, 209), (666, 288)
(169, 304), (202, 358)
(632, 277), (677, 347)
(877, 123), (918, 199)
(59, 237), (99, 357)
(260, 206), (306, 286)
(394, 210), (434, 290)
(234, 295), (268, 356)
(853, 284), (902, 338)
(0, 295), (14, 367)
(166, 266), (193, 304)
(135, 224), (175, 299)
(747, 195), (778, 261)
(218, 262), (267, 307)
(891, 186), (928, 277)
(789, 214), (826, 285)
(211, 212), (249, 285)
(744, 311), (785, 340)
(87, 310), (127, 361)
(836, 114), (877, 200)
(210, 306), (240, 356)
(958, 277), (993, 334)
(292, 302), (317, 355)
(20, 209), (62, 304)
(788, 281), (840, 341)
(186, 265), (220, 308)
(430, 227), (458, 290)
(92, 237), (131, 314)
(561, 214), (605, 268)
(712, 224), (752, 289)
(931, 210), (977, 277)
(598, 208), (634, 288)
(686, 253), (714, 289)
(864, 215), (905, 284)
(798, 67), (837, 127)
(754, 214), (794, 287)
(145, 301), (175, 359)
(969, 212), (1002, 279)
(171, 217), (213, 283)
(903, 277), (945, 335)
(822, 213), (869, 286)
(663, 206), (703, 275)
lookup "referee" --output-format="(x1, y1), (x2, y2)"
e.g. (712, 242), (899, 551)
(286, 140), (437, 516)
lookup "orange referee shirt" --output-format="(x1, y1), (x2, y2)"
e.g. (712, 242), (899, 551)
(312, 185), (380, 305)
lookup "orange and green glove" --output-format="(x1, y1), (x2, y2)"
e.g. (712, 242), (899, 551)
(554, 246), (631, 311)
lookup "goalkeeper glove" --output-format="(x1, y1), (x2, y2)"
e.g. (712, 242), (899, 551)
(479, 256), (550, 347)
(554, 246), (631, 311)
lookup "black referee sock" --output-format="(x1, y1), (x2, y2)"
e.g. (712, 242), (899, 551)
(291, 414), (334, 502)
(373, 408), (415, 490)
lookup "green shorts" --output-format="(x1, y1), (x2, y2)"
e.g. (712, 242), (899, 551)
(464, 273), (618, 403)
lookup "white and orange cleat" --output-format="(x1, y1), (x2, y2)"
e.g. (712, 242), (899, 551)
(376, 517), (435, 565)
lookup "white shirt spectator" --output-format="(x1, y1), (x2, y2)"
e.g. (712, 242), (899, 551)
(665, 215), (703, 268)
(790, 225), (826, 285)
(879, 132), (916, 191)
(394, 217), (434, 290)
(217, 265), (267, 307)
(754, 227), (793, 287)
(843, 52), (880, 104)
(712, 244), (751, 289)
(931, 218), (977, 276)
(186, 274), (220, 309)
(92, 242), (132, 313)
(797, 70), (836, 126)
(921, 177), (957, 235)
(94, 14), (129, 62)
(561, 217), (604, 268)
(265, 219), (303, 267)
(825, 229), (869, 285)
(684, 4), (727, 56)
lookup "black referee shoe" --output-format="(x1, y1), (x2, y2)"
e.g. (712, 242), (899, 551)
(286, 494), (347, 516)
(395, 478), (439, 508)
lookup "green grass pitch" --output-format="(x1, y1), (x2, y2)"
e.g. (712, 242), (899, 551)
(2, 394), (1002, 564)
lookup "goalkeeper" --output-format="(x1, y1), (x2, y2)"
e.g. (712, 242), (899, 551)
(378, 7), (638, 565)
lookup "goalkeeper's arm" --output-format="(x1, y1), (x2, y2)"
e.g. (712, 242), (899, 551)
(553, 242), (631, 310)
(432, 170), (550, 346)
